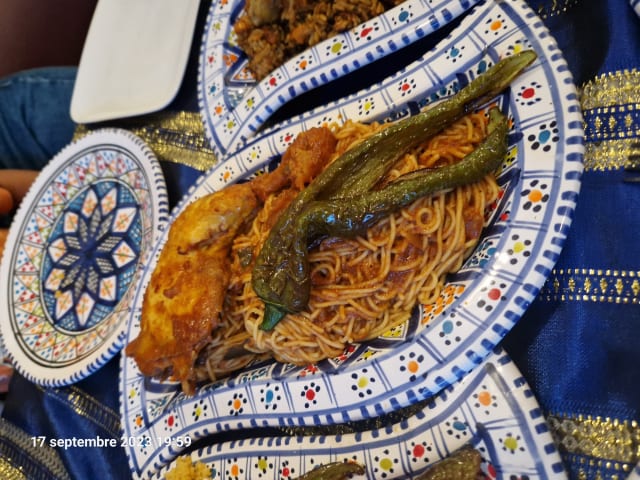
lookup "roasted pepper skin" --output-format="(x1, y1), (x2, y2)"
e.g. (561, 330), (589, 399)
(253, 51), (537, 329)
(293, 461), (365, 480)
(320, 49), (536, 200)
(302, 108), (508, 239)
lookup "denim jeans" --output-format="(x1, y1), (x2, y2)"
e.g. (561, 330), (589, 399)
(0, 67), (77, 170)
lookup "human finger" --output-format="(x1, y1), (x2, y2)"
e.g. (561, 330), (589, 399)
(0, 363), (13, 393)
(0, 187), (13, 214)
(0, 228), (7, 259)
(0, 169), (38, 205)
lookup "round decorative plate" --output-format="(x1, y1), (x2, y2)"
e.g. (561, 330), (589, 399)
(0, 129), (168, 386)
(197, 0), (480, 159)
(122, 0), (583, 477)
(151, 348), (566, 480)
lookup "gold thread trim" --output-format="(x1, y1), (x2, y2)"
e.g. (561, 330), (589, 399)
(580, 70), (640, 110)
(128, 111), (217, 172)
(531, 0), (580, 20)
(583, 139), (640, 171)
(0, 417), (71, 480)
(36, 384), (122, 438)
(579, 70), (640, 172)
(582, 103), (640, 142)
(567, 452), (634, 480)
(547, 413), (639, 468)
(0, 459), (26, 480)
(539, 268), (640, 304)
(75, 110), (218, 172)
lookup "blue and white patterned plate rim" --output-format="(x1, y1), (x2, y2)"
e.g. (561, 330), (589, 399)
(197, 0), (481, 159)
(122, 0), (584, 477)
(0, 128), (168, 387)
(150, 348), (566, 480)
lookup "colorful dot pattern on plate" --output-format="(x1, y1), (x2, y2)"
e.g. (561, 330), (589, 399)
(0, 129), (167, 386)
(150, 349), (566, 480)
(198, 0), (481, 158)
(122, 0), (583, 477)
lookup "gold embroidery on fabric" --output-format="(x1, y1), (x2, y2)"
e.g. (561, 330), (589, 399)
(0, 459), (26, 480)
(75, 110), (218, 172)
(538, 268), (640, 304)
(583, 140), (639, 171)
(547, 414), (639, 475)
(37, 384), (122, 438)
(581, 70), (640, 110)
(532, 0), (579, 20)
(587, 104), (639, 140)
(0, 417), (71, 480)
(579, 70), (640, 171)
(128, 111), (217, 171)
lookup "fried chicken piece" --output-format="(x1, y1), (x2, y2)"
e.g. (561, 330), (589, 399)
(125, 183), (259, 393)
(250, 126), (337, 200)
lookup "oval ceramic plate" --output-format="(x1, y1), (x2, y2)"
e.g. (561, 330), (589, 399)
(198, 0), (480, 158)
(0, 129), (168, 386)
(71, 0), (200, 123)
(122, 0), (583, 477)
(150, 348), (566, 480)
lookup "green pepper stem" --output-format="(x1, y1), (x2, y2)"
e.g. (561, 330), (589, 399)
(293, 461), (366, 480)
(261, 303), (288, 330)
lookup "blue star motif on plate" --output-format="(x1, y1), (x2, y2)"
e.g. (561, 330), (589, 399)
(41, 180), (142, 332)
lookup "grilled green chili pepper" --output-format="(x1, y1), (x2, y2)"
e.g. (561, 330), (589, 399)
(301, 108), (507, 239)
(259, 107), (507, 330)
(294, 461), (365, 480)
(253, 51), (536, 329)
(327, 49), (535, 198)
(413, 446), (482, 480)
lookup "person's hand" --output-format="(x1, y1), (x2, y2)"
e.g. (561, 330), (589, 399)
(0, 186), (12, 213)
(0, 169), (39, 259)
